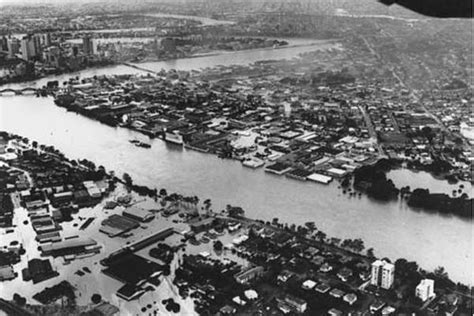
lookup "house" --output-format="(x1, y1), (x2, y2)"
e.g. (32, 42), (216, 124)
(337, 267), (353, 282)
(232, 296), (246, 306)
(369, 300), (385, 313)
(83, 181), (102, 199)
(0, 194), (13, 227)
(329, 288), (345, 299)
(282, 295), (307, 313)
(315, 283), (331, 294)
(31, 215), (58, 234)
(302, 280), (317, 290)
(227, 222), (241, 232)
(277, 270), (295, 283)
(39, 238), (100, 257)
(232, 235), (248, 245)
(328, 308), (343, 316)
(312, 255), (325, 266)
(244, 289), (258, 301)
(343, 293), (357, 305)
(189, 217), (214, 233)
(0, 265), (15, 281)
(303, 246), (320, 259)
(326, 167), (347, 178)
(219, 305), (236, 315)
(381, 306), (396, 315)
(319, 262), (333, 273)
(116, 283), (145, 301)
(234, 266), (264, 284)
(100, 214), (140, 237)
(21, 258), (58, 284)
(51, 191), (73, 204)
(87, 302), (120, 316)
(73, 189), (93, 207)
(122, 207), (155, 223)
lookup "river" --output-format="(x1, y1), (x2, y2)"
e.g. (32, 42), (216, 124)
(0, 41), (472, 286)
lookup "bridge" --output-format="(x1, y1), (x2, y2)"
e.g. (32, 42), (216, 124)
(0, 87), (39, 95)
(122, 63), (159, 74)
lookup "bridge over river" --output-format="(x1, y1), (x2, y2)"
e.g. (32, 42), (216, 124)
(0, 87), (40, 95)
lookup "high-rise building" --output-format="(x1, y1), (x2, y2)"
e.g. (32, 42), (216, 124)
(40, 33), (51, 47)
(416, 279), (435, 302)
(7, 38), (21, 58)
(83, 36), (93, 55)
(32, 35), (41, 55)
(0, 36), (8, 52)
(370, 259), (395, 289)
(20, 35), (38, 61)
(43, 46), (60, 67)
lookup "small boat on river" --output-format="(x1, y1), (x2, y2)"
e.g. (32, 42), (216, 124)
(129, 139), (151, 148)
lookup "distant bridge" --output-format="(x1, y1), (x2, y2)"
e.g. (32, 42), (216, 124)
(122, 63), (159, 74)
(0, 87), (39, 95)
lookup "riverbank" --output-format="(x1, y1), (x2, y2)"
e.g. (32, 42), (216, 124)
(0, 43), (472, 285)
(51, 69), (472, 220)
(351, 159), (472, 218)
(1, 133), (471, 315)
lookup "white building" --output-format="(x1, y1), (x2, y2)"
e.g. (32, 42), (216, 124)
(416, 279), (435, 302)
(370, 259), (395, 289)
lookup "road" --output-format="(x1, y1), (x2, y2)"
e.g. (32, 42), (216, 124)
(0, 298), (34, 316)
(358, 105), (385, 156)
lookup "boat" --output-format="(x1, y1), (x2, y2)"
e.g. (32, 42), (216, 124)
(136, 142), (151, 148)
(129, 139), (151, 148)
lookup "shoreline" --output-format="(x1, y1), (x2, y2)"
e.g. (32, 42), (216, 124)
(0, 36), (330, 89)
(0, 131), (471, 315)
(51, 72), (472, 220)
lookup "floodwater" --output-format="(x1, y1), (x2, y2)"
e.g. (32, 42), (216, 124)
(0, 35), (472, 293)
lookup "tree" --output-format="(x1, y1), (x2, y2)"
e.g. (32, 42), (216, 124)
(297, 226), (308, 236)
(13, 293), (26, 306)
(91, 294), (102, 304)
(123, 173), (133, 186)
(366, 248), (375, 258)
(330, 237), (341, 246)
(203, 199), (212, 210)
(421, 126), (434, 143)
(315, 231), (326, 242)
(162, 265), (171, 276)
(213, 240), (223, 252)
(304, 221), (316, 232)
(352, 238), (365, 253)
(159, 188), (167, 196)
(228, 206), (245, 218)
(434, 266), (448, 279)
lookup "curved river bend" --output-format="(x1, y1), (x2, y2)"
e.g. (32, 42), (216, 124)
(0, 43), (472, 285)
